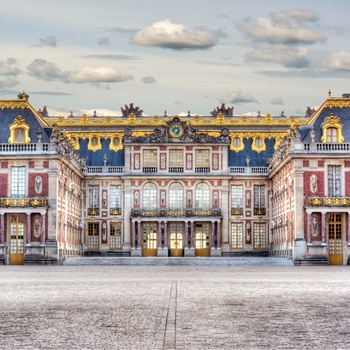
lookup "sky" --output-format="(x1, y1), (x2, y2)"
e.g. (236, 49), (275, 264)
(1, 0), (350, 117)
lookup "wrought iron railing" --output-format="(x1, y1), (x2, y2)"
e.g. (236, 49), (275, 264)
(231, 208), (243, 215)
(131, 207), (221, 218)
(88, 208), (100, 216)
(110, 208), (122, 215)
(305, 196), (350, 207)
(0, 197), (47, 207)
(254, 207), (266, 216)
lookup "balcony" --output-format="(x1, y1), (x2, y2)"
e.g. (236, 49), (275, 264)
(0, 143), (54, 154)
(110, 208), (122, 215)
(142, 167), (158, 173)
(231, 208), (243, 216)
(254, 207), (266, 216)
(0, 197), (48, 208)
(305, 196), (350, 207)
(86, 166), (124, 175)
(303, 142), (350, 153)
(230, 167), (268, 176)
(131, 208), (221, 218)
(169, 167), (184, 173)
(195, 167), (210, 174)
(88, 208), (100, 216)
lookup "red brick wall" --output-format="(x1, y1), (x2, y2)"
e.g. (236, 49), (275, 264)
(304, 171), (324, 196)
(345, 172), (350, 196)
(0, 174), (8, 196)
(28, 173), (48, 196)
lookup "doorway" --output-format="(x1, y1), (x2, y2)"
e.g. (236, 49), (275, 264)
(169, 223), (183, 257)
(328, 213), (343, 265)
(9, 214), (25, 265)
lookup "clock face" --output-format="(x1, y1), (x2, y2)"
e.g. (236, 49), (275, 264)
(169, 124), (184, 138)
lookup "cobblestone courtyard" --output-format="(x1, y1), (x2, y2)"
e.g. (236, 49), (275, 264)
(1, 264), (350, 350)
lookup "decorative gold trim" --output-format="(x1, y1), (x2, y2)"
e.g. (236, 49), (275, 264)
(8, 116), (31, 143)
(88, 135), (102, 152)
(321, 113), (344, 143)
(251, 136), (266, 153)
(230, 135), (244, 152)
(131, 130), (154, 137)
(109, 133), (124, 152)
(229, 131), (287, 151)
(46, 114), (308, 127)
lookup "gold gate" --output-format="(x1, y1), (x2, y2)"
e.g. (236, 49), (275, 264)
(169, 223), (183, 257)
(9, 214), (25, 265)
(195, 223), (210, 257)
(142, 222), (158, 256)
(328, 213), (343, 265)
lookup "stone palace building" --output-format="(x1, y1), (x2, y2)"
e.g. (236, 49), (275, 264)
(0, 90), (349, 265)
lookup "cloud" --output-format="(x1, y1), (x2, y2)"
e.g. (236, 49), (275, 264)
(31, 36), (58, 47)
(219, 88), (258, 104)
(328, 51), (350, 71)
(98, 37), (110, 46)
(0, 78), (19, 89)
(133, 19), (218, 50)
(239, 9), (326, 45)
(245, 43), (310, 68)
(81, 54), (141, 61)
(0, 58), (22, 76)
(30, 91), (74, 96)
(140, 76), (157, 84)
(270, 97), (284, 105)
(27, 59), (132, 85)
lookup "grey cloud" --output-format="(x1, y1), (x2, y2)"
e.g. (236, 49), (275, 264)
(0, 58), (22, 76)
(30, 91), (74, 96)
(328, 51), (350, 72)
(270, 97), (284, 105)
(133, 19), (219, 50)
(219, 88), (258, 104)
(239, 10), (326, 45)
(31, 36), (58, 47)
(98, 37), (110, 46)
(0, 78), (19, 89)
(27, 59), (132, 85)
(244, 43), (310, 68)
(140, 76), (157, 84)
(81, 54), (141, 61)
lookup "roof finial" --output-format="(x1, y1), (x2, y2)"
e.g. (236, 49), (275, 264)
(328, 89), (331, 98)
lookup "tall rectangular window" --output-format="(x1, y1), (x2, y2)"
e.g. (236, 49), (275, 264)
(110, 222), (122, 249)
(143, 149), (157, 167)
(110, 185), (122, 214)
(169, 149), (183, 167)
(328, 165), (341, 196)
(11, 166), (26, 197)
(254, 185), (265, 215)
(231, 222), (243, 249)
(195, 149), (210, 167)
(253, 223), (266, 249)
(231, 185), (243, 215)
(88, 186), (99, 208)
(87, 222), (99, 248)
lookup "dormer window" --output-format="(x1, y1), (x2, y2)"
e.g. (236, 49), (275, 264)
(8, 116), (31, 144)
(321, 114), (344, 143)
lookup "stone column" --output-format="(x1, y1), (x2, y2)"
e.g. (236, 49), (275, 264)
(211, 221), (215, 248)
(164, 221), (168, 248)
(0, 213), (4, 244)
(136, 221), (141, 249)
(217, 220), (221, 248)
(307, 212), (312, 243)
(26, 213), (31, 245)
(190, 221), (194, 249)
(131, 220), (135, 249)
(322, 212), (327, 244)
(41, 212), (46, 245)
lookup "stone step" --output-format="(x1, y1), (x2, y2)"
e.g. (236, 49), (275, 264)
(61, 257), (294, 266)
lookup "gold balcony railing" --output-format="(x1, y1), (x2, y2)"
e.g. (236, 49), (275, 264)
(0, 197), (47, 207)
(305, 196), (350, 207)
(131, 208), (221, 218)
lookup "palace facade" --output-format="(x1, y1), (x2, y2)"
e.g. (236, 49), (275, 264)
(1, 91), (349, 265)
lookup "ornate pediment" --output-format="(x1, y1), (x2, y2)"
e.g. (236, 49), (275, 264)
(123, 117), (230, 144)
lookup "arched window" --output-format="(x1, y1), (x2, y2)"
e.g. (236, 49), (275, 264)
(142, 182), (157, 209)
(169, 182), (183, 209)
(195, 182), (210, 208)
(327, 127), (337, 142)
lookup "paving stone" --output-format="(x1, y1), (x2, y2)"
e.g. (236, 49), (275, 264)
(0, 265), (349, 349)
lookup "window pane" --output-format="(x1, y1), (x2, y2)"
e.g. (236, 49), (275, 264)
(195, 182), (210, 208)
(328, 165), (341, 196)
(88, 186), (99, 208)
(143, 149), (157, 167)
(253, 223), (266, 249)
(11, 167), (26, 197)
(231, 185), (243, 208)
(169, 149), (183, 167)
(231, 223), (243, 249)
(254, 185), (265, 208)
(195, 149), (209, 167)
(110, 185), (121, 208)
(142, 182), (157, 208)
(169, 182), (183, 208)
